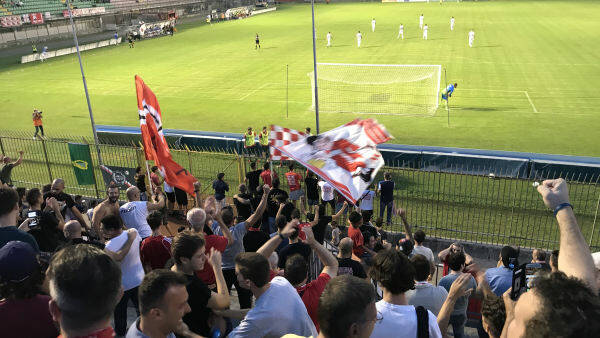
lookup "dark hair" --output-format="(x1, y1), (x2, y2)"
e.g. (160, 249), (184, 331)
(272, 178), (280, 189)
(42, 184), (52, 194)
(147, 211), (163, 231)
(400, 239), (414, 257)
(47, 245), (121, 332)
(481, 293), (506, 338)
(384, 172), (392, 180)
(26, 188), (42, 206)
(74, 195), (83, 204)
(101, 214), (122, 231)
(318, 275), (376, 338)
(501, 246), (519, 268)
(275, 215), (287, 231)
(447, 251), (466, 271)
(250, 161), (256, 169)
(0, 259), (43, 300)
(307, 171), (314, 178)
(217, 173), (225, 180)
(39, 210), (59, 231)
(533, 249), (546, 262)
(275, 194), (287, 204)
(263, 162), (269, 171)
(550, 250), (559, 269)
(284, 254), (308, 286)
(348, 211), (362, 227)
(0, 186), (18, 218)
(16, 187), (26, 207)
(369, 249), (415, 294)
(171, 231), (205, 265)
(525, 272), (600, 337)
(288, 163), (294, 171)
(151, 166), (158, 172)
(234, 252), (270, 288)
(410, 254), (431, 282)
(221, 208), (234, 226)
(414, 230), (426, 244)
(138, 269), (188, 315)
(375, 217), (384, 227)
(305, 127), (311, 133)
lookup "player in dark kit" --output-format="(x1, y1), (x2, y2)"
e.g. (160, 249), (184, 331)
(255, 33), (261, 49)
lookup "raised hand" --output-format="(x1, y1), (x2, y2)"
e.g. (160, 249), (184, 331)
(208, 247), (222, 268)
(537, 178), (570, 210)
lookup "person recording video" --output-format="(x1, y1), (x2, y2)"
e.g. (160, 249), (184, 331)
(32, 109), (44, 139)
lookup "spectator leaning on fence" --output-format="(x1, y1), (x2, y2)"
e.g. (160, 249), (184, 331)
(47, 245), (122, 338)
(0, 150), (23, 187)
(406, 254), (448, 316)
(0, 186), (39, 251)
(0, 241), (59, 338)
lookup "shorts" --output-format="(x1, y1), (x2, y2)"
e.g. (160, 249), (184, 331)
(307, 198), (319, 206)
(289, 189), (304, 201)
(165, 191), (176, 204)
(174, 187), (188, 206)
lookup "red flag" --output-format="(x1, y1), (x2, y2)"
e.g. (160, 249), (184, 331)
(135, 75), (197, 195)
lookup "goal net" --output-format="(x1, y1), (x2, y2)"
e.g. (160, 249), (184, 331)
(308, 63), (442, 115)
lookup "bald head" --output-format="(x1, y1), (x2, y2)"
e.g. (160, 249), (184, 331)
(51, 178), (65, 192)
(63, 220), (82, 239)
(339, 237), (354, 257)
(126, 186), (140, 201)
(187, 208), (207, 232)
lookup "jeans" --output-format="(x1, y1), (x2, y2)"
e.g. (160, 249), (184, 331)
(34, 125), (44, 137)
(379, 200), (393, 224)
(448, 313), (467, 338)
(223, 268), (253, 309)
(114, 286), (140, 336)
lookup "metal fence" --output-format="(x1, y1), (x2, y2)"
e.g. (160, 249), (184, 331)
(2, 130), (599, 251)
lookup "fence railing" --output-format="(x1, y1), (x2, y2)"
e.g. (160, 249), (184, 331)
(2, 130), (599, 251)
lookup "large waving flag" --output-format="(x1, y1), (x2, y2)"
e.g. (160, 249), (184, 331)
(135, 75), (197, 195)
(269, 125), (306, 161)
(272, 119), (391, 204)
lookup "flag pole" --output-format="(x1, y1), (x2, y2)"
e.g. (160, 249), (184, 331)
(66, 0), (103, 166)
(310, 0), (320, 134)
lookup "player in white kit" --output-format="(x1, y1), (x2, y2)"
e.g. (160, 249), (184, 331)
(356, 30), (362, 47)
(423, 24), (428, 40)
(450, 17), (455, 31)
(326, 32), (332, 47)
(468, 29), (475, 47)
(371, 18), (376, 32)
(419, 14), (424, 29)
(397, 24), (404, 39)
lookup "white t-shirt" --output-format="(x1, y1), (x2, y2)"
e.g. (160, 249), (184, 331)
(319, 181), (334, 201)
(451, 18), (455, 25)
(327, 33), (331, 41)
(371, 300), (442, 338)
(372, 20), (376, 26)
(469, 31), (475, 39)
(413, 245), (435, 264)
(120, 201), (152, 238)
(420, 16), (424, 24)
(356, 33), (362, 40)
(359, 190), (375, 211)
(424, 26), (428, 33)
(400, 25), (404, 32)
(230, 276), (317, 338)
(105, 229), (144, 291)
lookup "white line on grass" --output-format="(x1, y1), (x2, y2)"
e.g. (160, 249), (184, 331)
(237, 82), (272, 101)
(523, 91), (538, 113)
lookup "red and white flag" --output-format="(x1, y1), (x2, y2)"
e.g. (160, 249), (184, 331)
(272, 119), (391, 204)
(135, 75), (197, 195)
(269, 125), (306, 161)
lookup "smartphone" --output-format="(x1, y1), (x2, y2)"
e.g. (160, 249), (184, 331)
(511, 263), (550, 300)
(27, 210), (40, 227)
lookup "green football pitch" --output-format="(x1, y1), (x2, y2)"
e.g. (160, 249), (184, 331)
(1, 1), (599, 156)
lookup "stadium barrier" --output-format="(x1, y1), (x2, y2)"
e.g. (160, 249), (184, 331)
(251, 7), (277, 16)
(1, 129), (598, 251)
(20, 37), (121, 63)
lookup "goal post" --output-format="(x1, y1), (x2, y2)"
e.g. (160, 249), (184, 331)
(308, 63), (442, 116)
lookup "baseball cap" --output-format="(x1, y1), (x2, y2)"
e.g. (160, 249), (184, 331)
(0, 241), (38, 282)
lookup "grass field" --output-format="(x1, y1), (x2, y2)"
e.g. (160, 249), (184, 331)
(1, 0), (599, 157)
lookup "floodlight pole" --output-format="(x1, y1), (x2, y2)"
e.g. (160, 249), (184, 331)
(66, 0), (104, 166)
(310, 0), (320, 134)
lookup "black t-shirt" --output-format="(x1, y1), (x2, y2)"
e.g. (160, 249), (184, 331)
(184, 274), (212, 336)
(42, 191), (75, 218)
(313, 215), (332, 244)
(304, 177), (319, 200)
(360, 224), (378, 241)
(56, 237), (105, 252)
(0, 163), (15, 185)
(278, 242), (311, 269)
(234, 193), (254, 221)
(379, 180), (394, 203)
(243, 229), (270, 253)
(267, 188), (288, 217)
(337, 257), (367, 278)
(246, 170), (263, 194)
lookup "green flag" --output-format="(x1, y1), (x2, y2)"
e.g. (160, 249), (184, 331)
(68, 143), (96, 185)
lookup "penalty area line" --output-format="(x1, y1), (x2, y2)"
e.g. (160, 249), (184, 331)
(237, 82), (272, 101)
(523, 91), (538, 113)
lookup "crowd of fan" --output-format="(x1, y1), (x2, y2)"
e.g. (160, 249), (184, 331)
(1, 153), (600, 338)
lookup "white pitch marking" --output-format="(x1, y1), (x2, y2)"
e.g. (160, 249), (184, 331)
(523, 90), (538, 113)
(238, 82), (272, 101)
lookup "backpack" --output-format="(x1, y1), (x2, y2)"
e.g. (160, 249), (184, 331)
(415, 305), (429, 338)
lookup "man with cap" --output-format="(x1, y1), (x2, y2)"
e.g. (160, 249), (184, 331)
(0, 241), (58, 337)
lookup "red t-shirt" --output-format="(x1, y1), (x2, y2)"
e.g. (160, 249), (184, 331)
(296, 273), (331, 332)
(140, 235), (172, 270)
(260, 170), (277, 187)
(285, 172), (302, 191)
(195, 234), (228, 286)
(0, 295), (58, 338)
(347, 226), (365, 257)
